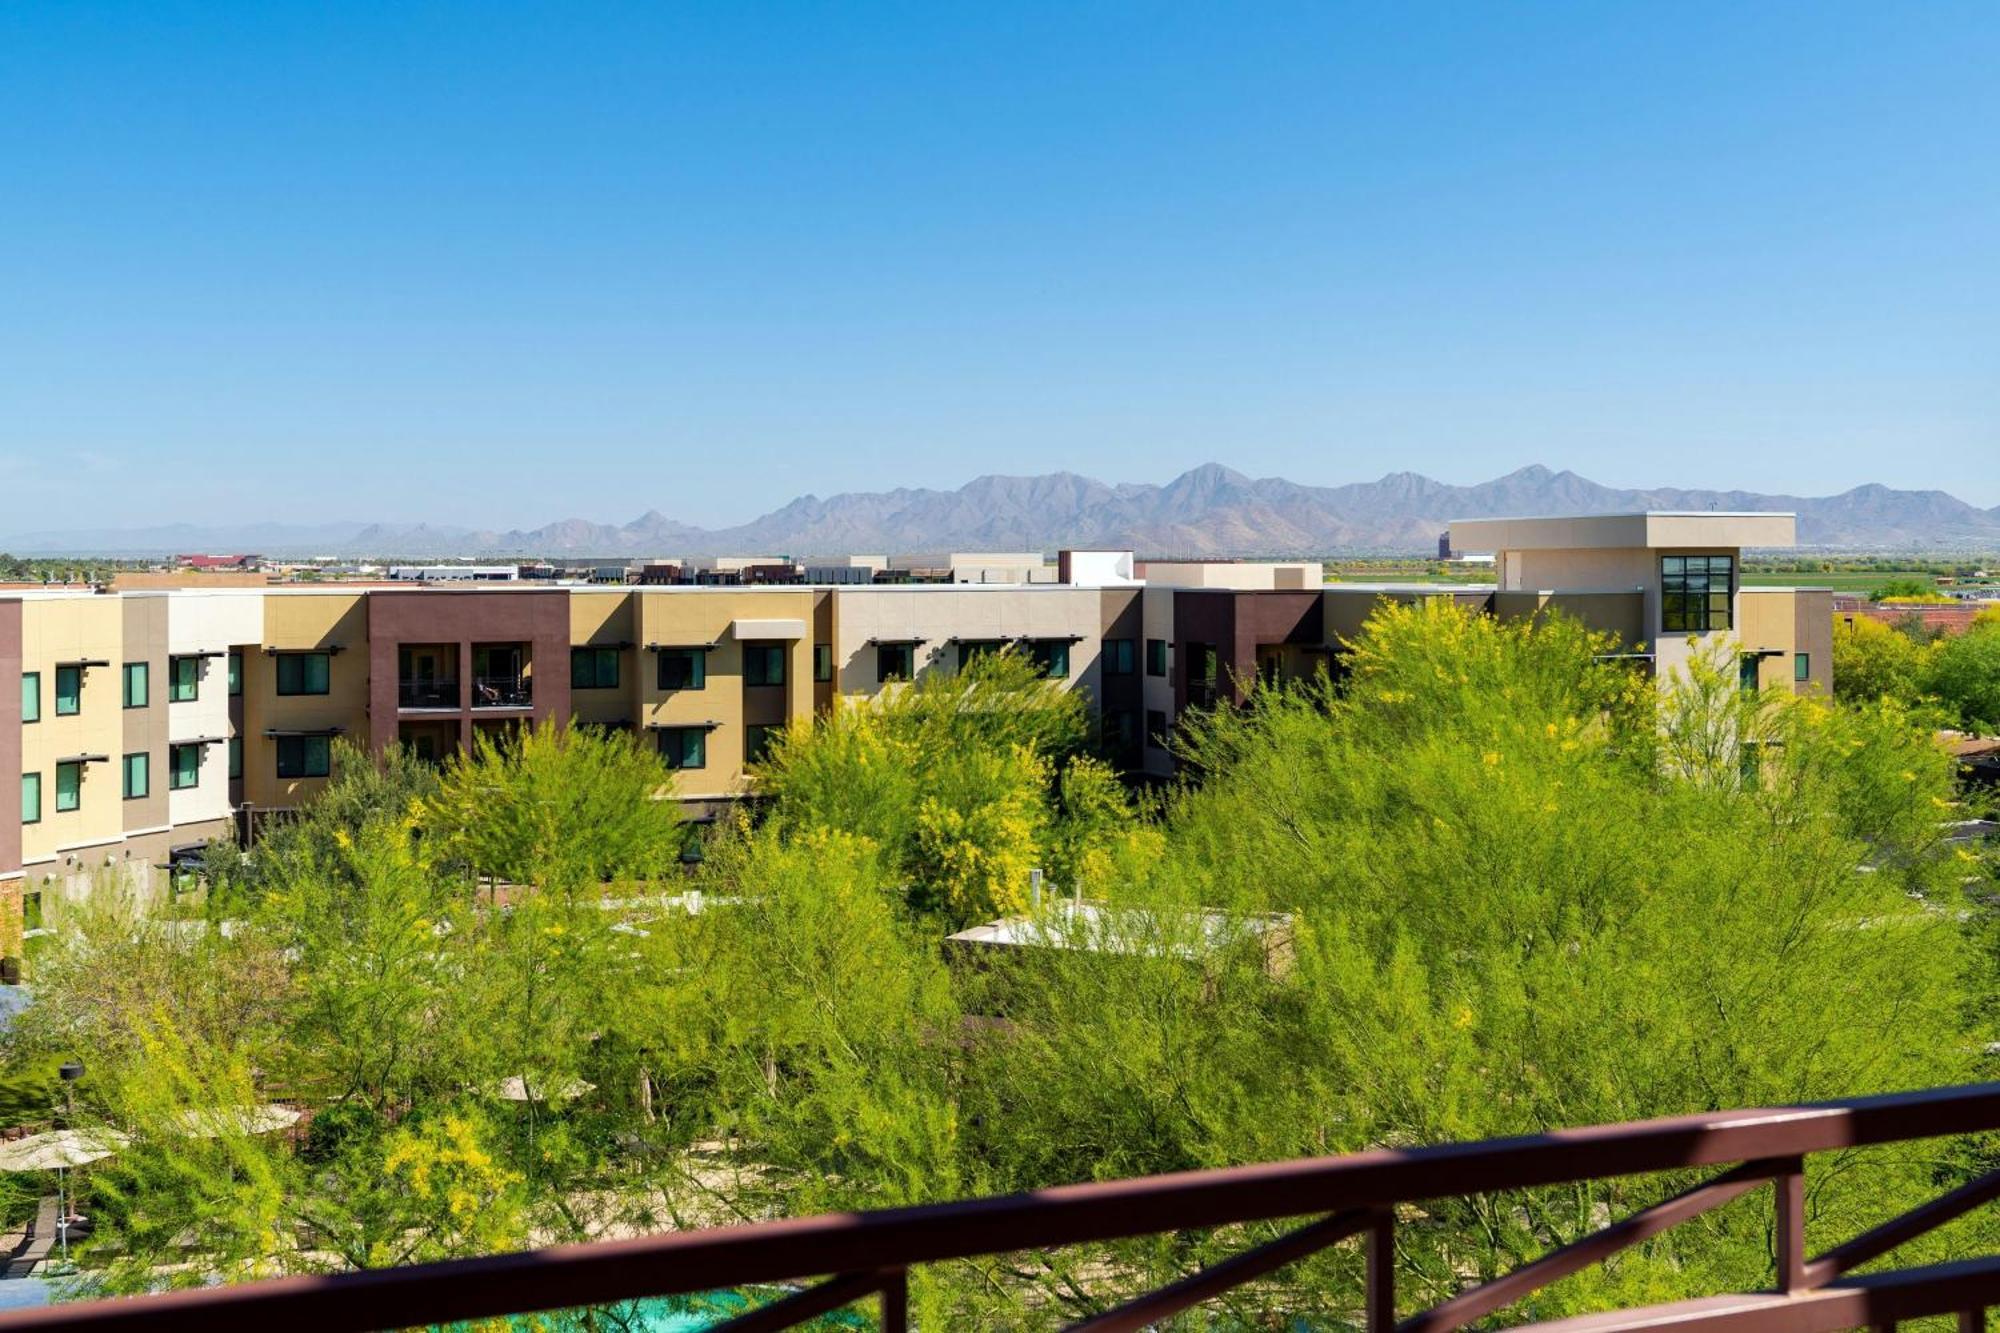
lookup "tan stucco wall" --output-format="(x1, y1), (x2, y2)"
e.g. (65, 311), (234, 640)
(568, 590), (640, 728)
(829, 586), (1105, 703)
(1738, 588), (1834, 697)
(19, 596), (129, 869)
(636, 590), (816, 800)
(246, 592), (369, 807)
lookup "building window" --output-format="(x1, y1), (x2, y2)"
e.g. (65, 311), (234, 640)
(745, 723), (779, 766)
(169, 743), (201, 789)
(813, 643), (833, 683)
(957, 640), (1004, 670)
(1104, 638), (1135, 676)
(877, 643), (915, 683)
(1738, 654), (1760, 694)
(743, 644), (786, 687)
(1029, 639), (1071, 679)
(1661, 555), (1734, 633)
(656, 727), (707, 770)
(1794, 652), (1811, 682)
(55, 665), (81, 716)
(1145, 709), (1169, 749)
(123, 751), (150, 799)
(275, 653), (331, 696)
(228, 651), (243, 696)
(228, 736), (242, 780)
(54, 760), (81, 813)
(657, 649), (706, 691)
(1145, 639), (1168, 677)
(570, 647), (621, 690)
(21, 773), (40, 824)
(21, 672), (39, 724)
(275, 735), (331, 779)
(1104, 709), (1138, 750)
(168, 655), (200, 702)
(122, 662), (149, 709)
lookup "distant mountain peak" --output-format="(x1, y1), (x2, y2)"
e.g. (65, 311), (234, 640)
(4, 467), (1992, 557)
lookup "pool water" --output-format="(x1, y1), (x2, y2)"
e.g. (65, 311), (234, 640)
(441, 1291), (872, 1331)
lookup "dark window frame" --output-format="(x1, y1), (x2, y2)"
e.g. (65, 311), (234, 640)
(21, 772), (41, 825)
(1794, 652), (1811, 682)
(228, 736), (243, 780)
(744, 723), (779, 766)
(275, 652), (332, 696)
(54, 665), (81, 716)
(656, 726), (708, 770)
(743, 643), (786, 688)
(228, 650), (243, 697)
(168, 655), (200, 703)
(1660, 554), (1735, 633)
(1103, 638), (1136, 676)
(1145, 709), (1169, 749)
(877, 643), (915, 683)
(168, 742), (202, 790)
(275, 735), (331, 779)
(656, 649), (707, 692)
(54, 760), (81, 813)
(813, 643), (833, 683)
(21, 671), (39, 724)
(570, 646), (621, 690)
(123, 751), (150, 800)
(122, 661), (150, 709)
(1029, 639), (1071, 679)
(1145, 639), (1168, 677)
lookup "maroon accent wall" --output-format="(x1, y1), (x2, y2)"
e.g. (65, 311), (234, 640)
(1172, 590), (1323, 710)
(366, 591), (573, 754)
(0, 599), (19, 880)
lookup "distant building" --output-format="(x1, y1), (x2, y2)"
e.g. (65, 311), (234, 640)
(174, 554), (261, 571)
(386, 565), (518, 583)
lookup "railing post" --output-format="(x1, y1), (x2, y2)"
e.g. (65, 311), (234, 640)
(1366, 1208), (1394, 1333)
(1774, 1156), (1807, 1293)
(880, 1268), (909, 1333)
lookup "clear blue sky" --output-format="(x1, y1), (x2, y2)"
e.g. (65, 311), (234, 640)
(2, 2), (1995, 529)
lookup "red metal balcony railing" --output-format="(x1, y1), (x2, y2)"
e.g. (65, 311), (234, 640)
(7, 1082), (2000, 1332)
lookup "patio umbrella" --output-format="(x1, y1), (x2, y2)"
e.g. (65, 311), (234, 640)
(0, 1129), (130, 1268)
(169, 1104), (301, 1139)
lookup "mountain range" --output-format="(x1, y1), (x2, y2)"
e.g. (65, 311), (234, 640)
(7, 465), (1999, 558)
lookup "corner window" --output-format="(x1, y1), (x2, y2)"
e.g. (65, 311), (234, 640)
(656, 727), (707, 770)
(21, 672), (39, 724)
(54, 760), (81, 813)
(745, 723), (778, 766)
(123, 662), (150, 709)
(123, 751), (150, 799)
(275, 653), (331, 696)
(743, 644), (786, 687)
(275, 735), (331, 779)
(1104, 638), (1136, 676)
(1661, 555), (1734, 633)
(169, 743), (201, 790)
(1029, 639), (1071, 679)
(1145, 639), (1168, 677)
(228, 651), (243, 696)
(813, 643), (833, 683)
(877, 643), (914, 683)
(657, 649), (706, 691)
(1794, 652), (1810, 682)
(54, 666), (81, 716)
(21, 773), (40, 824)
(168, 655), (200, 702)
(570, 647), (621, 690)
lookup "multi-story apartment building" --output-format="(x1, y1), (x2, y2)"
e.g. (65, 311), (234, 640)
(0, 511), (1832, 928)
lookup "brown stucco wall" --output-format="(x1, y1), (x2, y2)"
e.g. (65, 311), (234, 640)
(367, 590), (574, 754)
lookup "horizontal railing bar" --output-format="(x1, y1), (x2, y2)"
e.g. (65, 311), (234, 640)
(6, 1083), (2000, 1333)
(1066, 1209), (1371, 1333)
(1399, 1159), (1783, 1332)
(1804, 1167), (2000, 1286)
(1513, 1255), (2000, 1332)
(707, 1270), (884, 1333)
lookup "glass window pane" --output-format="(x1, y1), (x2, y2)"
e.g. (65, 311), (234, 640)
(21, 773), (40, 824)
(1795, 652), (1810, 682)
(306, 654), (330, 694)
(123, 662), (148, 708)
(306, 736), (330, 776)
(55, 762), (80, 812)
(124, 752), (149, 799)
(21, 672), (39, 723)
(228, 651), (242, 696)
(229, 736), (242, 779)
(55, 666), (80, 715)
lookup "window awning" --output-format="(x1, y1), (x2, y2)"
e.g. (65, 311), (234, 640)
(579, 640), (635, 651)
(730, 618), (807, 641)
(55, 658), (110, 669)
(1741, 647), (1786, 659)
(55, 754), (109, 765)
(263, 727), (345, 738)
(1018, 634), (1085, 644)
(264, 645), (344, 656)
(179, 735), (230, 747)
(867, 636), (929, 647)
(177, 649), (229, 660)
(645, 720), (723, 731)
(645, 641), (719, 652)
